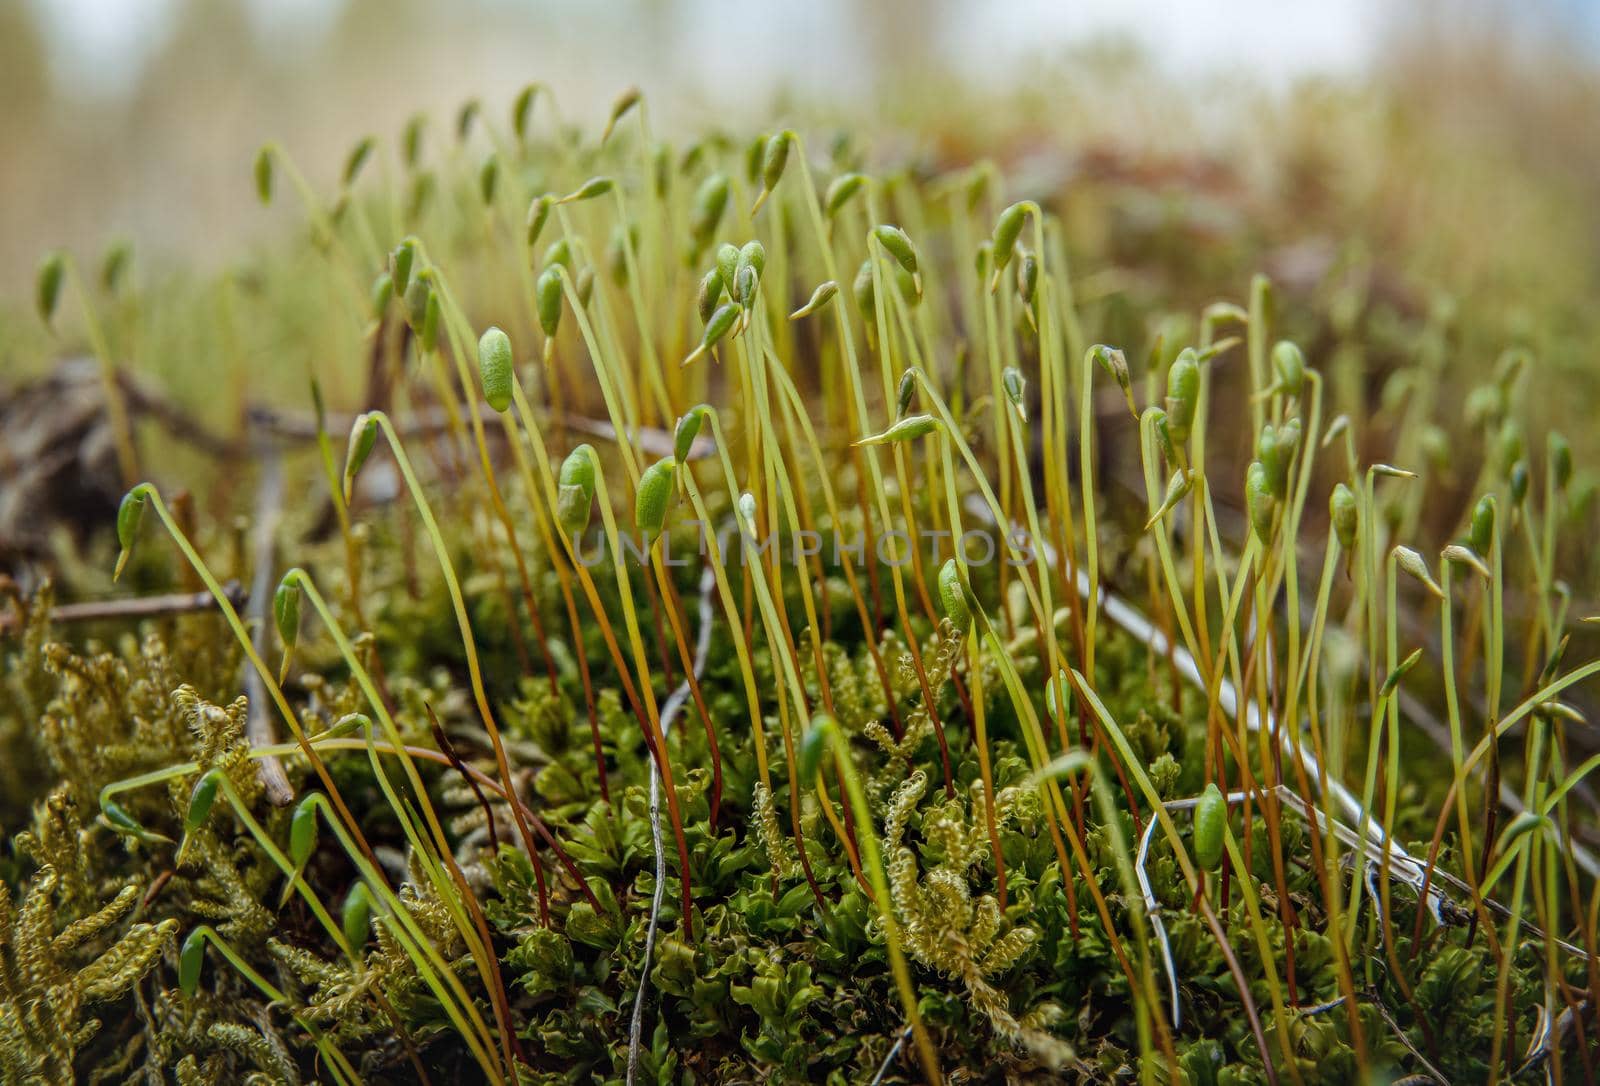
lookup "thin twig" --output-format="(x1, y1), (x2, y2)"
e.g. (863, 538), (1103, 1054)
(0, 582), (248, 633)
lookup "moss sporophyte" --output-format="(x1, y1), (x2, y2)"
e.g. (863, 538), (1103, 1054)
(6, 81), (1600, 1086)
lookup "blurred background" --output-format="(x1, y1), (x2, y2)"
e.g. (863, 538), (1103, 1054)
(4, 0), (1599, 301)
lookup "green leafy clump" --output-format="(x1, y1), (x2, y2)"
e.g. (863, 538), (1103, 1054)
(2, 80), (1597, 1086)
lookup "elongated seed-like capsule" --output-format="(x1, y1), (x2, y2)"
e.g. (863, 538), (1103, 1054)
(253, 145), (273, 204)
(1144, 469), (1193, 531)
(1272, 340), (1306, 395)
(512, 83), (540, 140)
(715, 244), (740, 295)
(1246, 461), (1276, 543)
(992, 202), (1028, 271)
(798, 714), (835, 784)
(101, 240), (131, 293)
(525, 194), (555, 248)
(825, 173), (865, 219)
(737, 240), (766, 281)
(686, 302), (740, 364)
(601, 86), (641, 144)
(543, 238), (573, 271)
(690, 174), (730, 249)
(1443, 544), (1491, 580)
(343, 883), (373, 949)
(478, 326), (515, 412)
(1165, 350), (1201, 447)
(101, 798), (149, 838)
(852, 259), (875, 321)
(939, 559), (973, 633)
(1045, 668), (1071, 722)
(1192, 783), (1227, 870)
(1510, 460), (1530, 506)
(536, 267), (563, 339)
(1002, 367), (1027, 420)
(370, 272), (393, 318)
(1257, 426), (1285, 498)
(757, 131), (792, 206)
(1330, 483), (1359, 552)
(478, 153), (499, 205)
(561, 176), (614, 204)
(36, 251), (64, 325)
(872, 225), (918, 278)
(179, 929), (205, 997)
(185, 769), (223, 834)
(1469, 494), (1497, 556)
(897, 370), (917, 419)
(558, 446), (597, 539)
(1393, 545), (1444, 598)
(1017, 250), (1038, 308)
(344, 413), (379, 497)
(113, 484), (149, 580)
(789, 280), (837, 320)
(390, 238), (417, 296)
(273, 578), (301, 649)
(1381, 648), (1424, 697)
(696, 268), (723, 323)
(737, 492), (757, 529)
(401, 114), (425, 168)
(855, 413), (941, 447)
(635, 457), (677, 543)
(1552, 433), (1573, 491)
(342, 136), (374, 188)
(455, 98), (480, 142)
(674, 405), (710, 462)
(290, 795), (318, 867)
(735, 265), (758, 307)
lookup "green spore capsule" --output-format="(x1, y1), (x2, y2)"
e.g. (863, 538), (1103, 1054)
(757, 130), (792, 206)
(273, 577), (301, 649)
(855, 413), (941, 447)
(185, 769), (223, 834)
(690, 173), (731, 250)
(478, 152), (499, 205)
(561, 176), (614, 204)
(342, 137), (374, 188)
(789, 280), (837, 320)
(1469, 494), (1497, 557)
(1246, 461), (1276, 543)
(601, 86), (641, 144)
(938, 558), (973, 633)
(542, 238), (572, 271)
(253, 145), (274, 204)
(897, 369), (917, 419)
(1510, 460), (1530, 506)
(390, 238), (417, 296)
(674, 405), (710, 462)
(872, 224), (919, 279)
(343, 882), (374, 950)
(558, 446), (597, 539)
(715, 244), (740, 295)
(536, 267), (564, 339)
(1272, 340), (1306, 395)
(290, 795), (319, 867)
(635, 457), (677, 543)
(1165, 350), (1201, 447)
(696, 267), (724, 323)
(992, 202), (1028, 271)
(684, 303), (740, 366)
(1330, 483), (1359, 553)
(344, 413), (379, 497)
(1192, 784), (1227, 870)
(36, 251), (64, 326)
(116, 485), (148, 561)
(370, 272), (393, 318)
(852, 258), (875, 321)
(511, 83), (540, 140)
(1002, 367), (1027, 420)
(825, 172), (865, 219)
(478, 326), (515, 413)
(798, 713), (836, 784)
(179, 929), (206, 998)
(525, 193), (555, 248)
(1552, 433), (1573, 491)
